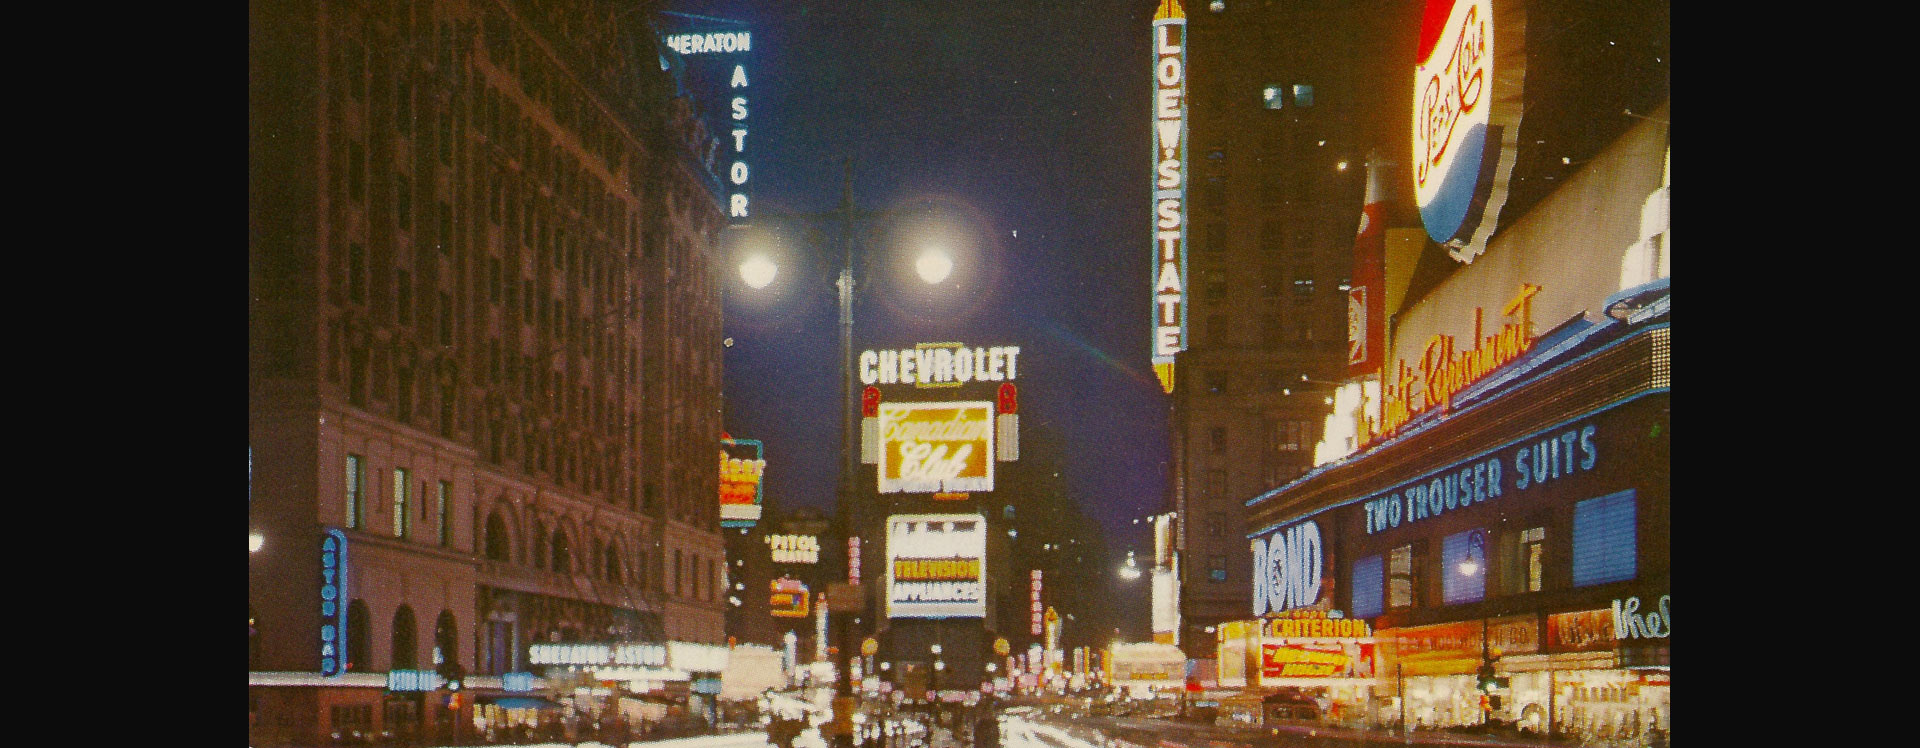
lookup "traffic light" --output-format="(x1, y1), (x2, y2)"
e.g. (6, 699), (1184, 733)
(437, 662), (466, 692)
(1476, 664), (1497, 692)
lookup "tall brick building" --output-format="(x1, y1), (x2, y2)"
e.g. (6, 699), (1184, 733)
(1168, 0), (1406, 656)
(249, 1), (728, 744)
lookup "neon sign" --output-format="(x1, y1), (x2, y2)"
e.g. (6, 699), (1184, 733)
(1378, 284), (1539, 437)
(1251, 521), (1324, 616)
(658, 16), (751, 225)
(876, 402), (994, 494)
(719, 437), (765, 528)
(1149, 0), (1188, 395)
(319, 528), (348, 677)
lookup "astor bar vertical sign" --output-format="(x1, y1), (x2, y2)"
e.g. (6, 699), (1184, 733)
(1150, 0), (1188, 395)
(320, 528), (349, 677)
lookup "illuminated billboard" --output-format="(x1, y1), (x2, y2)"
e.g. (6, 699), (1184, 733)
(657, 14), (752, 225)
(876, 402), (993, 494)
(1149, 0), (1188, 395)
(886, 514), (987, 619)
(771, 577), (810, 619)
(720, 437), (765, 528)
(1412, 0), (1525, 262)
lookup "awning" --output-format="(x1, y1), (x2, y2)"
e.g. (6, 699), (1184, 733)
(483, 696), (563, 710)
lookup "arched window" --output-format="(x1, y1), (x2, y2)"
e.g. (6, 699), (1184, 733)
(434, 611), (458, 668)
(592, 539), (605, 580)
(346, 600), (371, 672)
(485, 512), (511, 562)
(551, 529), (571, 574)
(532, 521), (549, 569)
(392, 605), (419, 670)
(606, 545), (622, 584)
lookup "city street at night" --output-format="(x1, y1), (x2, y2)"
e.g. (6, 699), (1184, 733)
(253, 1), (1669, 746)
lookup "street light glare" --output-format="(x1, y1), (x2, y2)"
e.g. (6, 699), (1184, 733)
(250, 532), (264, 553)
(740, 255), (777, 289)
(916, 247), (954, 284)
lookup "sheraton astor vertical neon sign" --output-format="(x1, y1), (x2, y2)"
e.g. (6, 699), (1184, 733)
(1150, 0), (1188, 395)
(660, 17), (752, 225)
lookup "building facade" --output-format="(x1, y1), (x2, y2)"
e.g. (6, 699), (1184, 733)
(1169, 0), (1404, 657)
(250, 1), (728, 745)
(1235, 12), (1671, 731)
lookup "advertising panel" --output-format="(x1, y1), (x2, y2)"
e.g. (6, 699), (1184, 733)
(1546, 608), (1615, 654)
(1251, 520), (1327, 616)
(886, 514), (986, 619)
(767, 534), (819, 565)
(770, 577), (810, 619)
(1261, 641), (1376, 679)
(1148, 0), (1189, 394)
(719, 437), (765, 527)
(1348, 158), (1387, 376)
(877, 402), (994, 494)
(1384, 621), (1482, 676)
(1411, 0), (1526, 261)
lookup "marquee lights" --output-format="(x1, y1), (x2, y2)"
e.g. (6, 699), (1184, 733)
(1149, 0), (1188, 395)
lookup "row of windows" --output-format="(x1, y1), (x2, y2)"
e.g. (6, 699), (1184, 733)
(328, 601), (460, 674)
(344, 455), (452, 548)
(1347, 491), (1639, 619)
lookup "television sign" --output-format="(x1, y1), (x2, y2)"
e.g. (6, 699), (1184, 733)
(886, 514), (987, 619)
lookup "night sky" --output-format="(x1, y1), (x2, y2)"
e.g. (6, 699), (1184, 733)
(681, 0), (1170, 569)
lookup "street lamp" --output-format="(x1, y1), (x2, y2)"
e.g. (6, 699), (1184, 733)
(732, 160), (966, 748)
(1118, 551), (1142, 581)
(249, 531), (264, 553)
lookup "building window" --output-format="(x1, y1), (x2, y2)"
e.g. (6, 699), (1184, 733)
(1206, 469), (1227, 500)
(434, 611), (457, 667)
(533, 521), (548, 569)
(345, 455), (365, 529)
(1261, 84), (1285, 110)
(1207, 512), (1226, 537)
(1350, 554), (1385, 619)
(607, 546), (623, 584)
(484, 512), (510, 562)
(551, 530), (571, 574)
(1205, 372), (1228, 396)
(348, 141), (365, 202)
(1388, 544), (1417, 609)
(396, 269), (413, 326)
(1203, 270), (1228, 302)
(396, 178), (412, 230)
(1573, 490), (1638, 587)
(392, 468), (411, 538)
(1442, 529), (1488, 605)
(1208, 555), (1228, 583)
(346, 599), (370, 671)
(1210, 426), (1228, 453)
(392, 605), (418, 669)
(1293, 274), (1315, 297)
(675, 550), (685, 597)
(437, 481), (452, 547)
(347, 243), (366, 303)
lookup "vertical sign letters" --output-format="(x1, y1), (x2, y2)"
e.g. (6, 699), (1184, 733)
(1150, 0), (1188, 394)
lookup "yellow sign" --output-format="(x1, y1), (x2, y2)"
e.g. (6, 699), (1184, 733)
(877, 402), (994, 494)
(1378, 284), (1539, 438)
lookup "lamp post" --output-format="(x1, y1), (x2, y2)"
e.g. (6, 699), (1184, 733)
(735, 158), (963, 748)
(1458, 529), (1491, 727)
